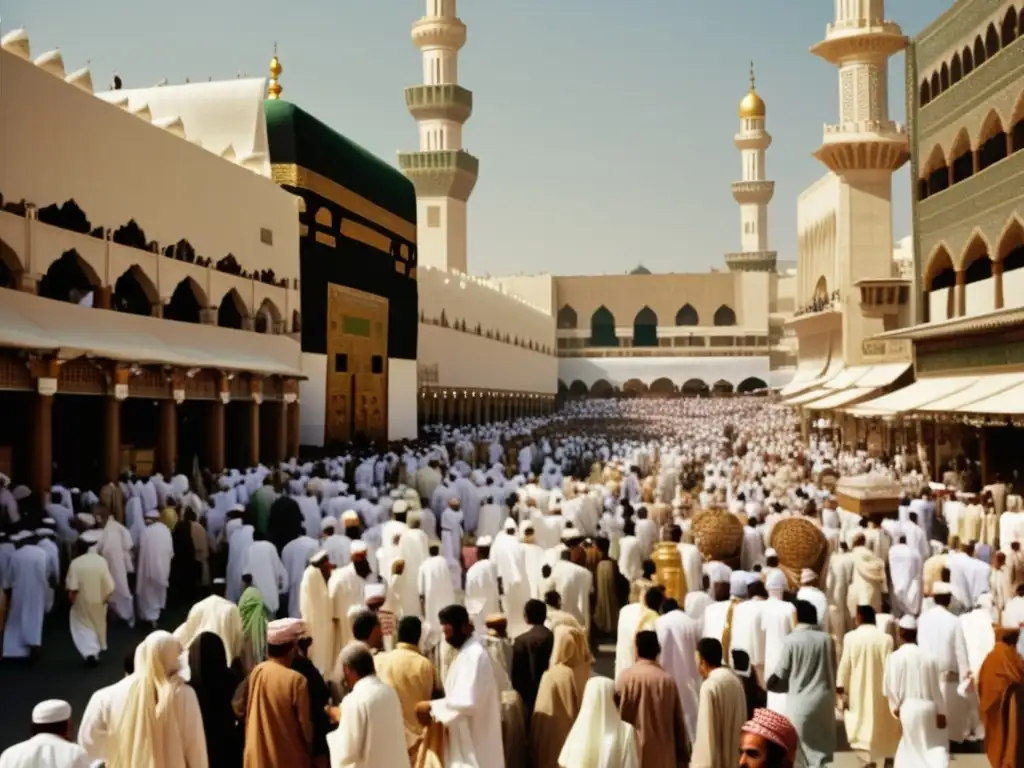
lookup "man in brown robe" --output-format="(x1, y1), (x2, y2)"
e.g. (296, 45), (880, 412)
(615, 630), (689, 767)
(978, 628), (1024, 768)
(511, 599), (554, 722)
(592, 537), (621, 638)
(234, 617), (315, 767)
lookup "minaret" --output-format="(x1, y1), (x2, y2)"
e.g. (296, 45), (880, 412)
(810, 0), (909, 359)
(267, 44), (282, 100)
(398, 0), (479, 274)
(726, 63), (776, 273)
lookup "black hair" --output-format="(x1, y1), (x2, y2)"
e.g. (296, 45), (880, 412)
(795, 599), (818, 626)
(268, 642), (292, 658)
(644, 585), (666, 613)
(352, 609), (381, 642)
(641, 560), (657, 578)
(124, 647), (136, 676)
(544, 590), (561, 609)
(397, 615), (422, 645)
(635, 630), (660, 660)
(697, 637), (723, 667)
(438, 604), (470, 628)
(747, 580), (767, 599)
(524, 599), (547, 625)
(669, 525), (682, 543)
(856, 604), (876, 625)
(660, 597), (680, 615)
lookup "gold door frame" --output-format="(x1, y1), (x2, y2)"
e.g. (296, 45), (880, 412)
(325, 285), (389, 444)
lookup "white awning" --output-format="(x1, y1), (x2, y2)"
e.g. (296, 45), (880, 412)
(804, 387), (877, 410)
(916, 373), (1024, 412)
(823, 366), (871, 390)
(786, 386), (833, 405)
(856, 363), (910, 388)
(845, 377), (976, 417)
(0, 286), (303, 377)
(779, 360), (827, 396)
(955, 380), (1024, 414)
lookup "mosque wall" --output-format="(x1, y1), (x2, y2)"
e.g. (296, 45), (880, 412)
(557, 355), (771, 391)
(796, 173), (841, 308)
(484, 273), (557, 316)
(0, 48), (301, 285)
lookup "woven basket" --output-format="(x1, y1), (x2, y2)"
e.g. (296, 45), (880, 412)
(691, 509), (743, 566)
(770, 517), (829, 588)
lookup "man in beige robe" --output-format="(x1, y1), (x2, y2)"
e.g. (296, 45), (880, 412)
(375, 616), (437, 762)
(847, 536), (887, 619)
(299, 551), (336, 676)
(66, 533), (115, 663)
(688, 636), (745, 768)
(481, 615), (529, 768)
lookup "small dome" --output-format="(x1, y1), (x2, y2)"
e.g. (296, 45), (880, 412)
(1, 28), (31, 59)
(34, 49), (65, 78)
(739, 89), (765, 119)
(65, 67), (94, 93)
(630, 265), (652, 275)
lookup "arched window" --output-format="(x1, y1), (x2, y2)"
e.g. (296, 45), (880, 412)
(962, 234), (993, 286)
(974, 36), (986, 68)
(557, 305), (577, 330)
(568, 380), (588, 397)
(217, 289), (248, 329)
(951, 53), (962, 84)
(254, 298), (282, 334)
(712, 380), (735, 395)
(113, 265), (158, 316)
(38, 249), (99, 304)
(923, 247), (956, 322)
(675, 304), (699, 326)
(963, 46), (974, 76)
(737, 377), (767, 394)
(632, 306), (658, 347)
(589, 306), (618, 347)
(649, 377), (675, 395)
(940, 63), (949, 91)
(589, 379), (614, 398)
(986, 23), (1000, 58)
(0, 238), (22, 290)
(919, 79), (931, 106)
(950, 129), (973, 184)
(998, 218), (1024, 274)
(1003, 8), (1017, 47)
(713, 305), (737, 326)
(165, 278), (206, 324)
(680, 379), (708, 397)
(977, 111), (1008, 171)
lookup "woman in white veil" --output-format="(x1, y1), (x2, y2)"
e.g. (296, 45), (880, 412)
(556, 677), (638, 768)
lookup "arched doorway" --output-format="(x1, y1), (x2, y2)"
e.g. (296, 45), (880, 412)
(557, 305), (577, 330)
(737, 376), (767, 394)
(675, 304), (699, 326)
(38, 249), (100, 304)
(113, 265), (158, 316)
(589, 379), (614, 398)
(713, 305), (737, 326)
(712, 379), (735, 395)
(622, 378), (647, 396)
(254, 298), (282, 334)
(568, 380), (588, 397)
(589, 306), (618, 347)
(649, 377), (675, 396)
(632, 306), (658, 347)
(165, 278), (206, 324)
(681, 378), (709, 397)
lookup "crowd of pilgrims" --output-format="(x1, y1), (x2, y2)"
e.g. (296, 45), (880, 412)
(0, 396), (1023, 767)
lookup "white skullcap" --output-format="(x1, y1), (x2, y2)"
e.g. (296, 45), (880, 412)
(351, 540), (368, 556)
(266, 618), (306, 644)
(503, 517), (517, 532)
(212, 577), (227, 585)
(309, 550), (330, 566)
(932, 582), (952, 596)
(342, 510), (361, 525)
(35, 528), (55, 537)
(560, 528), (579, 542)
(897, 615), (917, 630)
(10, 530), (31, 542)
(144, 509), (160, 520)
(320, 517), (338, 532)
(12, 485), (31, 500)
(76, 513), (96, 528)
(392, 500), (409, 515)
(41, 517), (56, 526)
(390, 489), (402, 499)
(765, 548), (778, 558)
(800, 568), (817, 585)
(364, 583), (386, 603)
(79, 529), (102, 545)
(32, 699), (71, 725)
(228, 503), (245, 514)
(766, 570), (787, 593)
(729, 571), (749, 598)
(476, 536), (493, 547)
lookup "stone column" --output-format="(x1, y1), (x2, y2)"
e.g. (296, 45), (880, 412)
(248, 378), (263, 467)
(993, 261), (1005, 310)
(104, 396), (122, 483)
(286, 401), (301, 461)
(29, 359), (58, 501)
(157, 399), (178, 477)
(273, 399), (288, 464)
(955, 270), (966, 317)
(206, 400), (226, 473)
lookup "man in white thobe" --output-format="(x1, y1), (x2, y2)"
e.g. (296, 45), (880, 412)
(94, 509), (134, 627)
(418, 542), (455, 644)
(299, 551), (337, 676)
(225, 509), (254, 602)
(0, 699), (91, 768)
(440, 499), (465, 590)
(329, 542), (372, 659)
(243, 533), (288, 616)
(550, 550), (593, 632)
(281, 533), (319, 618)
(423, 605), (505, 767)
(917, 582), (971, 745)
(465, 538), (501, 636)
(135, 510), (174, 627)
(655, 598), (701, 746)
(66, 533), (114, 664)
(888, 534), (923, 618)
(760, 570), (797, 713)
(882, 615), (950, 768)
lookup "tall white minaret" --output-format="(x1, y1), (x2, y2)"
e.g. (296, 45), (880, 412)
(726, 63), (776, 273)
(398, 0), (479, 274)
(811, 0), (909, 359)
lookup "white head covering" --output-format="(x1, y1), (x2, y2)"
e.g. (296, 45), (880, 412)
(932, 582), (952, 596)
(799, 568), (817, 585)
(144, 509), (160, 520)
(766, 570), (787, 594)
(32, 699), (72, 725)
(80, 529), (102, 545)
(76, 513), (96, 528)
(897, 615), (917, 630)
(320, 517), (338, 533)
(729, 571), (748, 599)
(476, 536), (493, 547)
(765, 548), (778, 559)
(557, 677), (633, 768)
(12, 485), (31, 501)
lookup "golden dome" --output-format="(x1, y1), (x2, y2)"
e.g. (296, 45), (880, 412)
(267, 43), (282, 100)
(738, 61), (765, 119)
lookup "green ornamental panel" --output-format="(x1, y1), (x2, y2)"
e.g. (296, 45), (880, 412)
(916, 339), (1024, 374)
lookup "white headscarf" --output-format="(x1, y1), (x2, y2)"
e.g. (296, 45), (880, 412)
(110, 630), (185, 768)
(557, 677), (639, 768)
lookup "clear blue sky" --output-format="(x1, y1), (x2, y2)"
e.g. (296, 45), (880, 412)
(6, 0), (952, 276)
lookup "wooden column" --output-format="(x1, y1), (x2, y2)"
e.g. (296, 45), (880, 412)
(94, 287), (112, 310)
(980, 426), (990, 486)
(206, 400), (226, 473)
(955, 270), (966, 316)
(248, 377), (263, 468)
(273, 399), (288, 464)
(29, 359), (58, 501)
(474, 396), (482, 425)
(104, 396), (122, 483)
(157, 399), (177, 477)
(993, 261), (1005, 310)
(285, 379), (301, 460)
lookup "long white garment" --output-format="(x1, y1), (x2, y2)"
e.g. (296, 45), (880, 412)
(760, 597), (797, 714)
(243, 540), (288, 615)
(136, 521), (174, 623)
(917, 605), (971, 742)
(614, 603), (657, 682)
(418, 555), (456, 641)
(551, 560), (593, 631)
(476, 503), (504, 540)
(1, 545), (49, 657)
(430, 636), (505, 768)
(327, 674), (412, 768)
(281, 535), (319, 618)
(888, 543), (923, 617)
(96, 518), (135, 625)
(464, 559), (501, 635)
(730, 598), (767, 670)
(882, 642), (950, 768)
(66, 552), (115, 659)
(299, 566), (337, 676)
(655, 609), (701, 745)
(38, 538), (59, 613)
(558, 678), (639, 768)
(225, 524), (255, 603)
(617, 536), (643, 582)
(440, 508), (465, 590)
(329, 565), (366, 659)
(172, 594), (245, 665)
(0, 733), (91, 768)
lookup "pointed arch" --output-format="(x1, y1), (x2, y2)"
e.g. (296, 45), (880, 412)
(949, 128), (974, 183)
(986, 22), (1000, 58)
(963, 45), (974, 75)
(568, 380), (588, 397)
(164, 277), (207, 324)
(113, 264), (159, 316)
(712, 379), (734, 395)
(939, 62), (949, 91)
(589, 305), (618, 347)
(737, 376), (767, 394)
(649, 377), (675, 395)
(0, 238), (22, 287)
(919, 79), (931, 106)
(960, 232), (993, 284)
(254, 297), (282, 333)
(675, 304), (699, 326)
(1010, 91), (1024, 152)
(680, 378), (709, 397)
(557, 304), (577, 330)
(813, 276), (829, 301)
(37, 249), (100, 303)
(1002, 6), (1017, 46)
(997, 217), (1024, 272)
(217, 287), (249, 330)
(924, 245), (956, 290)
(713, 305), (737, 326)
(930, 71), (940, 95)
(977, 110), (1008, 170)
(951, 52), (963, 84)
(633, 305), (658, 347)
(589, 379), (614, 398)
(921, 143), (949, 198)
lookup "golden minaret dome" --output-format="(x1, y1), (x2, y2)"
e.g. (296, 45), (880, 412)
(738, 61), (765, 119)
(267, 43), (282, 100)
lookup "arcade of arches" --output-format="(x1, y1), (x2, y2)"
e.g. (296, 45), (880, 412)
(557, 303), (739, 349)
(558, 376), (768, 399)
(419, 388), (556, 427)
(0, 351), (301, 500)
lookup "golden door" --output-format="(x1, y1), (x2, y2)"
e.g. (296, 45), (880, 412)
(325, 285), (389, 444)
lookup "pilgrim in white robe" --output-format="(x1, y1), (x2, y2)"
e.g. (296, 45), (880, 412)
(760, 596), (797, 714)
(465, 558), (501, 635)
(172, 594), (245, 666)
(327, 674), (411, 768)
(655, 608), (702, 745)
(299, 565), (336, 676)
(398, 526), (430, 602)
(917, 604), (971, 743)
(281, 535), (319, 618)
(136, 520), (174, 624)
(329, 564), (366, 658)
(3, 545), (51, 657)
(678, 541), (704, 596)
(37, 537), (59, 613)
(883, 641), (950, 768)
(0, 733), (92, 768)
(477, 501), (504, 540)
(66, 550), (115, 659)
(888, 543), (923, 618)
(550, 559), (593, 631)
(614, 602), (658, 682)
(225, 524), (255, 603)
(243, 540), (288, 616)
(418, 555), (455, 642)
(96, 518), (134, 625)
(430, 636), (505, 767)
(440, 507), (465, 589)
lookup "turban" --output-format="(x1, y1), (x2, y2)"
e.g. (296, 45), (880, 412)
(742, 708), (799, 761)
(267, 618), (307, 645)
